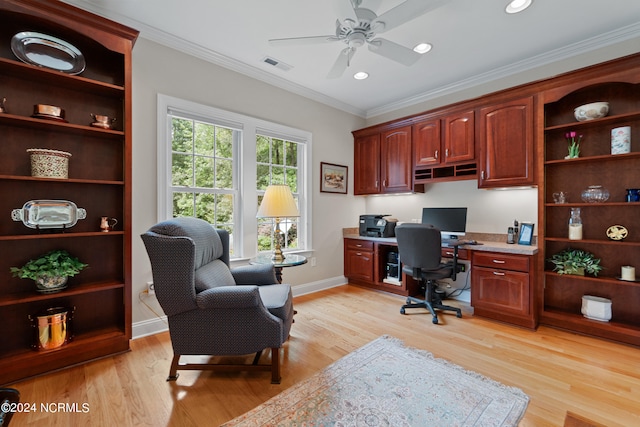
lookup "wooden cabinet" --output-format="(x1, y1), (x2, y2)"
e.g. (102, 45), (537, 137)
(478, 96), (535, 188)
(353, 126), (413, 195)
(344, 239), (375, 282)
(471, 251), (537, 328)
(540, 72), (640, 346)
(0, 1), (137, 385)
(413, 110), (477, 183)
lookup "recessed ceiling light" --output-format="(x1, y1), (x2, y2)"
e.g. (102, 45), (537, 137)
(413, 43), (432, 54)
(353, 71), (369, 80)
(505, 0), (532, 14)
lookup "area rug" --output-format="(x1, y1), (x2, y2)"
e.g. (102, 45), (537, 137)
(222, 335), (529, 426)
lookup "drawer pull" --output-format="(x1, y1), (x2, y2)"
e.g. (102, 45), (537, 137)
(445, 251), (454, 256)
(492, 271), (506, 276)
(492, 259), (506, 264)
(356, 252), (363, 256)
(356, 244), (363, 247)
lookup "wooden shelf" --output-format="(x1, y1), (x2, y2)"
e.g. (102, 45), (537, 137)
(414, 162), (477, 183)
(0, 281), (126, 307)
(0, 113), (125, 136)
(0, 174), (124, 185)
(544, 111), (640, 132)
(544, 151), (640, 165)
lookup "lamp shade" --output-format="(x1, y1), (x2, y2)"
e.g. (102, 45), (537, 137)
(256, 185), (299, 218)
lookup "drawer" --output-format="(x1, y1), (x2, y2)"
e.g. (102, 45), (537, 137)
(441, 247), (469, 260)
(472, 251), (529, 272)
(344, 239), (374, 251)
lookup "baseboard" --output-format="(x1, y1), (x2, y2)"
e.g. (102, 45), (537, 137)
(131, 275), (348, 340)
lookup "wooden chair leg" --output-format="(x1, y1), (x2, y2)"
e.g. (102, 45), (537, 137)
(167, 354), (180, 381)
(252, 350), (263, 365)
(270, 347), (281, 384)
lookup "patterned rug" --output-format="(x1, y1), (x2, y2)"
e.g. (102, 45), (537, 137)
(222, 335), (529, 426)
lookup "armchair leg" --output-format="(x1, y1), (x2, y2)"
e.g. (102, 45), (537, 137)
(270, 347), (281, 384)
(167, 354), (180, 381)
(252, 350), (263, 365)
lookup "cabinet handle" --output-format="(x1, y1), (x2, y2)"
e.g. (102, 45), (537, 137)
(445, 148), (449, 157)
(492, 259), (506, 264)
(492, 271), (506, 276)
(356, 252), (363, 256)
(356, 244), (363, 248)
(444, 251), (454, 256)
(481, 171), (485, 179)
(383, 180), (387, 187)
(434, 150), (438, 160)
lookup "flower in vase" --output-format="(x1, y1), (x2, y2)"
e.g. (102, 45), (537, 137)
(565, 131), (583, 159)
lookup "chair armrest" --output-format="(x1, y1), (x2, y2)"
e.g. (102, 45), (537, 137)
(231, 264), (278, 285)
(195, 285), (263, 309)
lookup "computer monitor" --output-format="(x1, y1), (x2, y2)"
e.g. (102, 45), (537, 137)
(421, 207), (467, 240)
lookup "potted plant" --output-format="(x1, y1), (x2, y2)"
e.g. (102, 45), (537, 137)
(548, 248), (603, 276)
(10, 249), (88, 293)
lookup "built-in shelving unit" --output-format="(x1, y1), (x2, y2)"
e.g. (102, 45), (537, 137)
(540, 78), (640, 346)
(0, 0), (137, 385)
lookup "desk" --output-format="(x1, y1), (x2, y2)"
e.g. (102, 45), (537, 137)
(250, 253), (307, 283)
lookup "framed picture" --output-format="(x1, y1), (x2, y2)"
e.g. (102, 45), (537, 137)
(518, 222), (535, 245)
(320, 162), (348, 194)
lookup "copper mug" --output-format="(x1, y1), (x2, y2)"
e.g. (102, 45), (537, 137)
(100, 217), (118, 232)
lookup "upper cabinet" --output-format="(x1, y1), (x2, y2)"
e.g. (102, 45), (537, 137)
(353, 125), (414, 195)
(478, 96), (535, 188)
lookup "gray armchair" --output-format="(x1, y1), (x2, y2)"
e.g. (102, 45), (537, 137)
(141, 217), (294, 384)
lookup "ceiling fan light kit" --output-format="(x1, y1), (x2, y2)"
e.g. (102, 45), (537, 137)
(269, 0), (449, 78)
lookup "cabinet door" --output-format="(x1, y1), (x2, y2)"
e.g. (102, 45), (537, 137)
(354, 134), (381, 195)
(478, 96), (534, 188)
(471, 266), (530, 316)
(444, 110), (475, 164)
(345, 249), (374, 281)
(413, 119), (441, 167)
(381, 126), (413, 193)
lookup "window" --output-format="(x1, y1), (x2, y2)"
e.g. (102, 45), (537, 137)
(157, 94), (311, 259)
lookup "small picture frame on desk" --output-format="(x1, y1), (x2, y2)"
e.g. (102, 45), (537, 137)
(320, 162), (348, 194)
(518, 222), (535, 245)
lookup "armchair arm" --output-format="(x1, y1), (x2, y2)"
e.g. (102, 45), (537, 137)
(231, 263), (278, 285)
(195, 285), (264, 309)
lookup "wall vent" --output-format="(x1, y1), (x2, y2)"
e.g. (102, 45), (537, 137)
(261, 56), (292, 72)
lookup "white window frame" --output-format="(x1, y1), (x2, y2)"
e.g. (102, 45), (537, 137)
(157, 94), (312, 259)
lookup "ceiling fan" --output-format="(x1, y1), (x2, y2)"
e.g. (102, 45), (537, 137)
(268, 0), (450, 78)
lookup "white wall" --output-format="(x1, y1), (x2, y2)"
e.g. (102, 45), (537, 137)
(131, 38), (366, 327)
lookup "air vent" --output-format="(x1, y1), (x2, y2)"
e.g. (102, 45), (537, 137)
(261, 56), (292, 72)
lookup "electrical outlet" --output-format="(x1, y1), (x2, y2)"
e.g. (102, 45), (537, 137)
(147, 281), (155, 295)
(311, 257), (317, 267)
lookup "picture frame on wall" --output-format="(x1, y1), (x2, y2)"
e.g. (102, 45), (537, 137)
(518, 222), (535, 245)
(320, 162), (348, 194)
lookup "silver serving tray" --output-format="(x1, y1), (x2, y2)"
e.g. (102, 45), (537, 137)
(12, 200), (86, 229)
(11, 31), (85, 75)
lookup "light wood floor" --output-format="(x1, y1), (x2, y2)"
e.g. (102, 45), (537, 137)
(7, 285), (640, 426)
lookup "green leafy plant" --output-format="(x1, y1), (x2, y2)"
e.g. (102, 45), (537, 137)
(565, 131), (583, 159)
(10, 250), (88, 281)
(548, 248), (603, 276)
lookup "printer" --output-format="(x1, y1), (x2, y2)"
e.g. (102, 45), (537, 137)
(359, 214), (397, 238)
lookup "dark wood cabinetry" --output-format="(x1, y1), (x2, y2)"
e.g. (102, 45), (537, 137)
(353, 125), (414, 195)
(540, 69), (640, 346)
(471, 251), (538, 328)
(478, 96), (535, 188)
(0, 1), (137, 385)
(344, 239), (375, 282)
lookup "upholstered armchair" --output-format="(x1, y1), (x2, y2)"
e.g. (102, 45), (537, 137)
(141, 217), (294, 384)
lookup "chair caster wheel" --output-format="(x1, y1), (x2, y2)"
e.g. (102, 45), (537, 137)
(456, 313), (462, 318)
(400, 308), (406, 315)
(432, 317), (438, 324)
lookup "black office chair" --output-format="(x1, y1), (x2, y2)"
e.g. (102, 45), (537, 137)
(0, 388), (20, 426)
(395, 223), (463, 324)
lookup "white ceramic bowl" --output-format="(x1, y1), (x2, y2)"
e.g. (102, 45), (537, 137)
(574, 102), (609, 121)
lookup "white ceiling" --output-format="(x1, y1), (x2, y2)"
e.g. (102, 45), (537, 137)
(62, 0), (640, 118)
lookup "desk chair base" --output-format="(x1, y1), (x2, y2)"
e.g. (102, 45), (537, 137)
(400, 294), (462, 324)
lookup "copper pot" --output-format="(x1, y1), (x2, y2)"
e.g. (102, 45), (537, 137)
(33, 104), (65, 119)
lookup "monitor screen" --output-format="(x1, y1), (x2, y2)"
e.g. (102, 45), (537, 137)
(421, 207), (467, 239)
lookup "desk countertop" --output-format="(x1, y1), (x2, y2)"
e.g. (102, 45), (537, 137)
(343, 233), (538, 256)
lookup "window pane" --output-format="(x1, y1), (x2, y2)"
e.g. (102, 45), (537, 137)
(194, 156), (214, 188)
(215, 158), (233, 188)
(194, 122), (214, 156)
(286, 141), (297, 167)
(172, 154), (192, 186)
(173, 192), (194, 217)
(272, 139), (285, 165)
(256, 135), (270, 163)
(286, 169), (298, 192)
(171, 118), (193, 153)
(256, 164), (270, 190)
(271, 166), (285, 185)
(216, 127), (233, 158)
(194, 193), (215, 222)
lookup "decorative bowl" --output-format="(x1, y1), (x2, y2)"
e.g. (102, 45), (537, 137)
(33, 104), (65, 119)
(581, 185), (610, 203)
(27, 148), (72, 179)
(574, 102), (609, 121)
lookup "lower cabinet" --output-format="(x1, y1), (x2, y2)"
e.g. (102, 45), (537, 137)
(471, 251), (538, 328)
(344, 239), (374, 282)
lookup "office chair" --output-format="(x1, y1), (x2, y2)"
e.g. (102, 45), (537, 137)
(395, 223), (463, 324)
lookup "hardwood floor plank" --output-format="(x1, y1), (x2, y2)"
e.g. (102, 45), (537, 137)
(6, 285), (640, 426)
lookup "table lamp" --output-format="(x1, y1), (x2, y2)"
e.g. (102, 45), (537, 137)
(256, 184), (299, 261)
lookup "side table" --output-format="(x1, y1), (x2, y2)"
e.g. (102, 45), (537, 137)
(249, 253), (307, 284)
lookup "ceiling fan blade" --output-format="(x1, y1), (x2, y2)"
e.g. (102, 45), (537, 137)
(269, 35), (339, 46)
(334, 0), (358, 22)
(327, 48), (355, 79)
(368, 38), (421, 66)
(374, 0), (450, 33)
